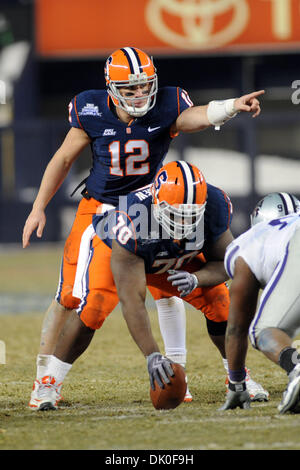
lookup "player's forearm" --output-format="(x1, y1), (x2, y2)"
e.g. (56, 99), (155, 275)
(32, 127), (89, 211)
(32, 151), (73, 211)
(176, 91), (264, 134)
(175, 105), (211, 133)
(194, 261), (228, 286)
(225, 322), (248, 371)
(224, 280), (256, 372)
(111, 243), (159, 355)
(121, 299), (160, 357)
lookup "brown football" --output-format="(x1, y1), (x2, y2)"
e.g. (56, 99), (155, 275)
(150, 363), (187, 410)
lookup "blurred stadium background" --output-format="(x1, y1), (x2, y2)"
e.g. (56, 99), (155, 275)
(0, 0), (300, 242)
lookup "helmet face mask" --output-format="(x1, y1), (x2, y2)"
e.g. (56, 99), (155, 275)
(152, 161), (207, 240)
(250, 192), (300, 226)
(105, 47), (158, 117)
(111, 78), (157, 117)
(153, 200), (206, 240)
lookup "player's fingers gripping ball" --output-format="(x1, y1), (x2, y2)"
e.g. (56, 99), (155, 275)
(147, 353), (187, 410)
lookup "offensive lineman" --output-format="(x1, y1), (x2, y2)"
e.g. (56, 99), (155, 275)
(32, 161), (267, 410)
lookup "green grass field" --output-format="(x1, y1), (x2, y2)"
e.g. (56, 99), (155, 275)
(1, 245), (300, 451)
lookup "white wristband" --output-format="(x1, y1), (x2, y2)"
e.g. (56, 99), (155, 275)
(207, 98), (238, 129)
(191, 273), (198, 290)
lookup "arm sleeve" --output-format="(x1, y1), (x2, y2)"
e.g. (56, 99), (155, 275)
(68, 94), (84, 130)
(107, 210), (138, 255)
(67, 90), (103, 138)
(170, 87), (194, 138)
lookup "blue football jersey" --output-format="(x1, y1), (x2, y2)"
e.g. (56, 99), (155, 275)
(94, 183), (232, 274)
(68, 87), (192, 205)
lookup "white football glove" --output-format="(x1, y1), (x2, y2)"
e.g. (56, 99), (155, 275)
(167, 270), (198, 297)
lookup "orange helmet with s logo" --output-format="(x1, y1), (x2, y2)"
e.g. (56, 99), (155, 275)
(152, 161), (207, 239)
(104, 47), (158, 117)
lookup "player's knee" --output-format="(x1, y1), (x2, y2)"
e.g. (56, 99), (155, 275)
(78, 292), (111, 330)
(79, 307), (107, 330)
(256, 327), (282, 353)
(58, 286), (81, 310)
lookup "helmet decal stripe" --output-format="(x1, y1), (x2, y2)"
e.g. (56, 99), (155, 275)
(190, 165), (196, 204)
(120, 48), (134, 74)
(278, 192), (294, 215)
(278, 193), (288, 214)
(177, 161), (195, 204)
(288, 193), (298, 212)
(121, 47), (141, 75)
(130, 47), (143, 73)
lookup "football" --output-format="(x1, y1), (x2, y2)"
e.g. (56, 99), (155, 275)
(150, 363), (187, 410)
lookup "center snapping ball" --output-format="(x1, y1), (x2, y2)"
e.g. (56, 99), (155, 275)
(150, 363), (187, 410)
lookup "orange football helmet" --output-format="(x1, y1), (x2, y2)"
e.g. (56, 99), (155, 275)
(104, 47), (158, 117)
(152, 161), (207, 239)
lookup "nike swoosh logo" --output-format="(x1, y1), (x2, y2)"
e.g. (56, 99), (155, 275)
(148, 126), (161, 132)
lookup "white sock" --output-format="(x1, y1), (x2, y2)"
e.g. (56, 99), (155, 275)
(156, 297), (187, 367)
(36, 354), (52, 381)
(222, 358), (229, 373)
(45, 355), (72, 384)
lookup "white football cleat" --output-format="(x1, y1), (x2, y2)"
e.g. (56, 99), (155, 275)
(225, 368), (269, 402)
(29, 380), (39, 408)
(28, 376), (62, 411)
(278, 363), (300, 414)
(245, 368), (269, 402)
